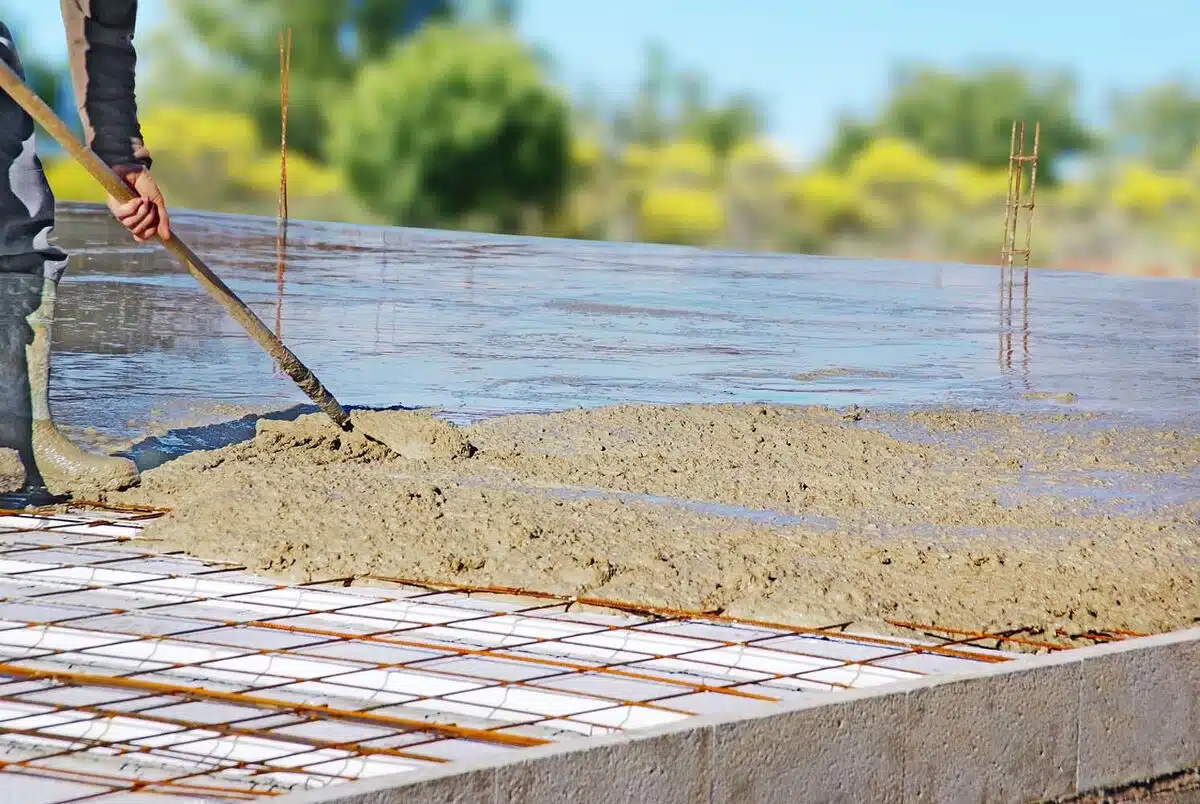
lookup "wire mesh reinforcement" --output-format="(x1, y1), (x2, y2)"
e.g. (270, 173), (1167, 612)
(0, 505), (1045, 803)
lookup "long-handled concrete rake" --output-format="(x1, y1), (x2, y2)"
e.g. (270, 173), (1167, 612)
(0, 59), (354, 432)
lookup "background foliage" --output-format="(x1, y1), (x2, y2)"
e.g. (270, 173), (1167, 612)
(18, 0), (1200, 276)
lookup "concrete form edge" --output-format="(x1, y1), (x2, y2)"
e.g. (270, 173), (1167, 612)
(282, 626), (1200, 803)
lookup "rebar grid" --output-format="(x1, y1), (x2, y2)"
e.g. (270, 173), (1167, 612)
(0, 505), (1107, 804)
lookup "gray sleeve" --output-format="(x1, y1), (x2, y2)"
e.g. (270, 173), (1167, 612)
(60, 0), (152, 169)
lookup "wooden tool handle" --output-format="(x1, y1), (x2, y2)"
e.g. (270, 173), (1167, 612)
(0, 59), (352, 431)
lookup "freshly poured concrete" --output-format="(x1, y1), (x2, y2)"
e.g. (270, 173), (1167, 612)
(45, 204), (1198, 446)
(21, 203), (1194, 646)
(108, 404), (1198, 646)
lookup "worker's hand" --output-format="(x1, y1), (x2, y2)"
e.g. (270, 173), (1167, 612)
(106, 166), (171, 243)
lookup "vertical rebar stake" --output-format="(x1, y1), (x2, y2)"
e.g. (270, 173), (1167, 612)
(1000, 120), (1041, 370)
(274, 27), (292, 357)
(1000, 122), (1017, 365)
(1020, 122), (1040, 378)
(1001, 121), (1018, 270)
(1022, 121), (1041, 270)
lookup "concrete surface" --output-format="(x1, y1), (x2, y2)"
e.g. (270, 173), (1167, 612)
(47, 205), (1200, 447)
(282, 626), (1200, 804)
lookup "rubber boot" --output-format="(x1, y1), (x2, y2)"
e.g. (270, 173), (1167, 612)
(0, 267), (39, 492)
(25, 276), (139, 495)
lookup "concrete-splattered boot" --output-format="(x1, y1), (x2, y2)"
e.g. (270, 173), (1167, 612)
(0, 269), (40, 493)
(26, 276), (139, 495)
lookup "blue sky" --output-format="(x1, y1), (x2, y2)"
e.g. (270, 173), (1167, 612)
(9, 0), (1199, 163)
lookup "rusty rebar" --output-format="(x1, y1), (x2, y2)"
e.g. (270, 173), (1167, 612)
(0, 663), (548, 748)
(887, 619), (1075, 651)
(1001, 120), (1018, 269)
(1022, 121), (1041, 269)
(368, 575), (1014, 663)
(0, 763), (273, 800)
(7, 510), (1115, 799)
(274, 27), (292, 350)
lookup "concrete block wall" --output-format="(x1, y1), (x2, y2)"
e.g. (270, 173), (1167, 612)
(287, 626), (1200, 804)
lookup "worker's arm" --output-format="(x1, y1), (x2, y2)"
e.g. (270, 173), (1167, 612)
(60, 0), (150, 169)
(60, 0), (169, 241)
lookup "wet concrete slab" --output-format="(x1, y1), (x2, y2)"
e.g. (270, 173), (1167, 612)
(43, 202), (1198, 448)
(2, 203), (1191, 663)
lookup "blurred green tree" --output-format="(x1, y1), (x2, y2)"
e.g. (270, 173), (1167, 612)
(613, 43), (672, 148)
(826, 65), (1094, 181)
(154, 0), (458, 160)
(612, 43), (764, 160)
(327, 23), (569, 232)
(1110, 81), (1200, 171)
(676, 72), (764, 162)
(824, 116), (874, 171)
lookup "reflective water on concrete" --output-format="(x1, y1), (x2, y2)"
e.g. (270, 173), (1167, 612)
(45, 203), (1198, 446)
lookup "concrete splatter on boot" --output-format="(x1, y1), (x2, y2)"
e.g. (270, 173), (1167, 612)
(0, 448), (21, 493)
(26, 277), (139, 495)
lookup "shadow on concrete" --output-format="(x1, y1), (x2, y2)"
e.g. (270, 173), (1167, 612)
(0, 403), (415, 510)
(120, 403), (417, 473)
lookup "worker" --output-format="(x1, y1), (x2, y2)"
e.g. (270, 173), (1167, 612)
(0, 1), (170, 496)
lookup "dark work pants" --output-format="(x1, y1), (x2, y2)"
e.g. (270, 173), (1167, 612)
(0, 21), (63, 479)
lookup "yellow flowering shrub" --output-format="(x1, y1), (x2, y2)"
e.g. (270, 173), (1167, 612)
(847, 137), (955, 232)
(619, 143), (655, 178)
(786, 170), (872, 233)
(848, 137), (942, 189)
(652, 140), (717, 185)
(43, 107), (358, 221)
(948, 163), (1011, 211)
(570, 136), (603, 176)
(1111, 164), (1194, 218)
(640, 186), (723, 245)
(43, 158), (109, 204)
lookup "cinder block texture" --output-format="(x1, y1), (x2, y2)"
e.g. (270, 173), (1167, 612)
(494, 726), (712, 804)
(904, 661), (1081, 803)
(712, 691), (905, 804)
(1078, 637), (1200, 791)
